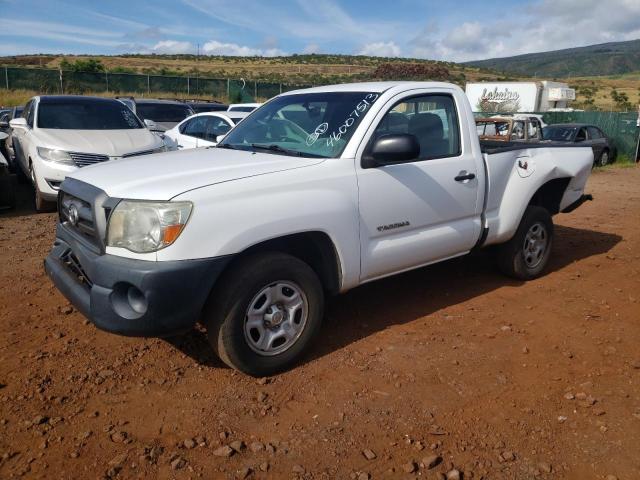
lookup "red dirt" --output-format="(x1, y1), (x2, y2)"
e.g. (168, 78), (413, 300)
(1, 167), (639, 480)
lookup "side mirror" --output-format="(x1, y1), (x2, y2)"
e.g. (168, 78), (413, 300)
(9, 117), (27, 129)
(0, 120), (8, 129)
(362, 134), (420, 168)
(0, 132), (8, 141)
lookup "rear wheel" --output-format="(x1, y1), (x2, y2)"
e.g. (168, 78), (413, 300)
(596, 149), (609, 167)
(204, 252), (324, 376)
(496, 206), (553, 280)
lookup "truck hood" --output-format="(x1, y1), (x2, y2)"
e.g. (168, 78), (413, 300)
(68, 147), (326, 200)
(36, 128), (162, 156)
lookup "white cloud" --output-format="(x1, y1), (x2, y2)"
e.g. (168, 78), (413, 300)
(151, 40), (193, 54)
(201, 40), (286, 57)
(358, 41), (401, 58)
(411, 0), (640, 62)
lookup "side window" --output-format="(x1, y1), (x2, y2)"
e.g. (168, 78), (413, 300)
(203, 117), (232, 141)
(528, 120), (540, 139)
(587, 127), (602, 139)
(181, 116), (208, 139)
(27, 102), (36, 128)
(511, 121), (525, 140)
(575, 128), (587, 142)
(371, 94), (460, 160)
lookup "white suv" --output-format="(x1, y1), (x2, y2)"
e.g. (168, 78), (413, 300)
(10, 95), (167, 211)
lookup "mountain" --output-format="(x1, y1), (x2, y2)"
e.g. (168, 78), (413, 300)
(464, 39), (640, 78)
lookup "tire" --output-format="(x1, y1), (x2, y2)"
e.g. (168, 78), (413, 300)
(30, 163), (55, 213)
(204, 252), (324, 376)
(596, 149), (609, 167)
(496, 205), (553, 280)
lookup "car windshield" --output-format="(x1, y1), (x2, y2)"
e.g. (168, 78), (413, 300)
(219, 91), (380, 158)
(37, 100), (143, 130)
(542, 126), (576, 141)
(137, 103), (193, 122)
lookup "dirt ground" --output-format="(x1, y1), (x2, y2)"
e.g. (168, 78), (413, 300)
(1, 167), (639, 480)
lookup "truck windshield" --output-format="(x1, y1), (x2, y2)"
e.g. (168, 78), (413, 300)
(219, 91), (380, 158)
(38, 100), (143, 130)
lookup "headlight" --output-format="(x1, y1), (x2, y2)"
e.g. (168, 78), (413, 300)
(107, 200), (192, 253)
(37, 147), (74, 165)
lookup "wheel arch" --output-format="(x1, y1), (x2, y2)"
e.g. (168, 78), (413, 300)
(527, 177), (571, 216)
(221, 231), (343, 295)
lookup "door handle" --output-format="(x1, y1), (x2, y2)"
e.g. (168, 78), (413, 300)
(454, 172), (476, 182)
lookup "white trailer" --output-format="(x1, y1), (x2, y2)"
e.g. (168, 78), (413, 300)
(466, 81), (576, 113)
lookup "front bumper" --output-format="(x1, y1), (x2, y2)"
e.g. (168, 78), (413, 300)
(44, 224), (231, 336)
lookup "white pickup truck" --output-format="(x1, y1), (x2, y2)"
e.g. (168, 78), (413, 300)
(45, 82), (594, 376)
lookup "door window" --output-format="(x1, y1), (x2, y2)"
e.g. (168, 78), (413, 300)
(371, 94), (460, 160)
(181, 116), (208, 139)
(575, 128), (587, 142)
(202, 117), (232, 142)
(511, 121), (525, 140)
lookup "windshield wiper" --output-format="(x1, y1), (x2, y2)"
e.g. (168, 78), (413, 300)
(217, 143), (237, 150)
(250, 143), (302, 156)
(250, 143), (325, 158)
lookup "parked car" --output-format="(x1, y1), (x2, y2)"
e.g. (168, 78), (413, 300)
(45, 81), (594, 376)
(476, 116), (543, 142)
(164, 111), (249, 149)
(10, 95), (167, 211)
(184, 100), (228, 113)
(228, 103), (262, 112)
(0, 131), (16, 210)
(1, 105), (24, 170)
(134, 99), (195, 132)
(542, 123), (616, 166)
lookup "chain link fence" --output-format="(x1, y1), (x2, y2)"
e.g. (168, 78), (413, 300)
(1, 67), (311, 103)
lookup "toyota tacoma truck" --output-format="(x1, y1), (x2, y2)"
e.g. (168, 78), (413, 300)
(45, 82), (594, 376)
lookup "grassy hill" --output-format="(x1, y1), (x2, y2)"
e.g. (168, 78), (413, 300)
(465, 39), (640, 78)
(0, 52), (638, 110)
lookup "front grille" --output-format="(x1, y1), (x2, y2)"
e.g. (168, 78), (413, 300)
(59, 192), (97, 244)
(69, 152), (109, 168)
(61, 249), (93, 288)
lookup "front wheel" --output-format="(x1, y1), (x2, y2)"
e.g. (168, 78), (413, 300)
(495, 206), (553, 280)
(30, 163), (55, 213)
(204, 252), (324, 376)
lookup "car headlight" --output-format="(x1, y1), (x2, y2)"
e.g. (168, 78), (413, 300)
(37, 147), (74, 165)
(107, 200), (192, 253)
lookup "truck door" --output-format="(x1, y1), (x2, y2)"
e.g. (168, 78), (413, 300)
(356, 92), (482, 282)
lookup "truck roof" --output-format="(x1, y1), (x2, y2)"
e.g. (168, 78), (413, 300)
(284, 81), (461, 95)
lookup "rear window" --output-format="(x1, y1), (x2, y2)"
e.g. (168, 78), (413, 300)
(37, 100), (143, 130)
(137, 103), (194, 122)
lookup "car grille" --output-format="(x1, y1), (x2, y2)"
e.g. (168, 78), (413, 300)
(59, 192), (98, 245)
(69, 152), (110, 168)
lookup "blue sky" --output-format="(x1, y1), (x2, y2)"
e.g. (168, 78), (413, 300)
(0, 0), (638, 61)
